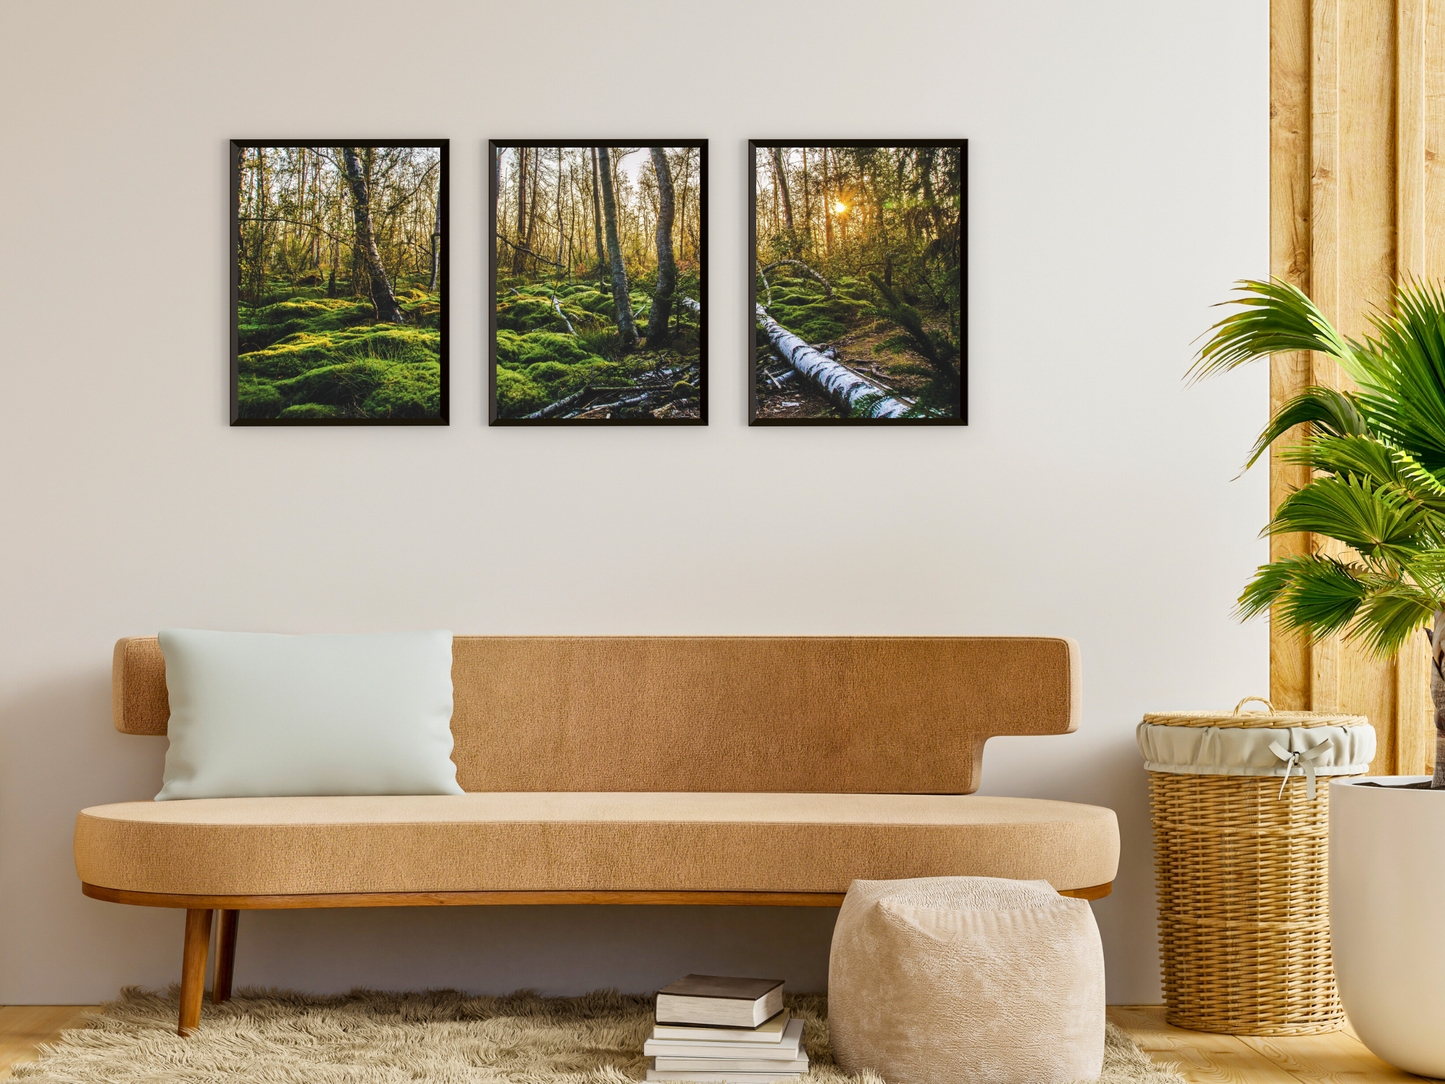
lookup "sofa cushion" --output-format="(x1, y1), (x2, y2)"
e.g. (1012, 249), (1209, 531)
(155, 629), (463, 800)
(74, 793), (1119, 897)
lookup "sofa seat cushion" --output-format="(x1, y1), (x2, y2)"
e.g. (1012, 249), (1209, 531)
(74, 792), (1120, 898)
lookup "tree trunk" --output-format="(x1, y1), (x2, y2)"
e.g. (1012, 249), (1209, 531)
(235, 144), (245, 300)
(756, 304), (908, 417)
(524, 149), (540, 254)
(1430, 608), (1445, 787)
(253, 146), (267, 305)
(598, 147), (636, 348)
(821, 149), (833, 256)
(513, 147), (528, 275)
(428, 198), (441, 291)
(772, 148), (793, 231)
(801, 147), (811, 250)
(590, 147), (607, 286)
(646, 148), (677, 348)
(341, 146), (404, 323)
(556, 146), (564, 279)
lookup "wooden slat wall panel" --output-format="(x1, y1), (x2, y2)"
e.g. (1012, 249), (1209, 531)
(1270, 0), (1439, 775)
(1270, 0), (1315, 713)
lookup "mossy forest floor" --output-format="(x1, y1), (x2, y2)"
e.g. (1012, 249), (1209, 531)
(494, 278), (701, 421)
(237, 277), (441, 420)
(755, 275), (946, 420)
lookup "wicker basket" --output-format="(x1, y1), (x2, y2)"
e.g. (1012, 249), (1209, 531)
(1142, 698), (1370, 1035)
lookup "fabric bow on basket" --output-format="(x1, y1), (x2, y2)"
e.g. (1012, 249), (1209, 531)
(1269, 739), (1331, 799)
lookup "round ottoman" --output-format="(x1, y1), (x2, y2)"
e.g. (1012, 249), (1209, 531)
(828, 876), (1105, 1084)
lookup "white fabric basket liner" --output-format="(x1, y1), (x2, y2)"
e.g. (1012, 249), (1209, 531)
(1137, 721), (1375, 777)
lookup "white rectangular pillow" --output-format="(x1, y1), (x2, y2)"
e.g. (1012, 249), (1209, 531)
(156, 629), (463, 800)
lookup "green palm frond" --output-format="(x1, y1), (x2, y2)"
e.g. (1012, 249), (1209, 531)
(1198, 277), (1445, 651)
(1189, 279), (1366, 384)
(1348, 279), (1445, 473)
(1237, 554), (1434, 657)
(1243, 387), (1369, 470)
(1275, 433), (1403, 485)
(1237, 554), (1369, 636)
(1266, 474), (1432, 569)
(1352, 587), (1437, 656)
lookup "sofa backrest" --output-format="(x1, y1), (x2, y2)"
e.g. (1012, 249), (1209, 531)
(111, 635), (1080, 795)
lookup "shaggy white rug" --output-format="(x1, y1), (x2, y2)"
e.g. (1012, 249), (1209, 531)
(11, 989), (1186, 1084)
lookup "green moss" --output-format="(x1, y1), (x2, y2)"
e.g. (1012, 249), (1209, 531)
(515, 332), (601, 367)
(275, 358), (388, 406)
(278, 403), (343, 419)
(239, 325), (439, 380)
(495, 366), (546, 417)
(362, 360), (441, 418)
(237, 382), (284, 419)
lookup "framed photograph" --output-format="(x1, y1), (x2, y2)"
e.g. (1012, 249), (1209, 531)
(231, 140), (448, 425)
(489, 141), (707, 425)
(749, 141), (966, 425)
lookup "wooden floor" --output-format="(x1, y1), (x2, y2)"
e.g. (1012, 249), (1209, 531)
(0, 1004), (1434, 1080)
(1107, 1007), (1438, 1083)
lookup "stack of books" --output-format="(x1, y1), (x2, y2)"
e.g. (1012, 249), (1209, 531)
(644, 974), (807, 1082)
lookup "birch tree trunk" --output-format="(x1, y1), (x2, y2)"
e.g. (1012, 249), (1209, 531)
(756, 304), (908, 417)
(598, 147), (636, 347)
(341, 146), (404, 323)
(590, 147), (607, 287)
(1430, 608), (1445, 787)
(513, 147), (527, 275)
(556, 146), (564, 277)
(428, 199), (441, 291)
(647, 147), (676, 348)
(772, 148), (793, 231)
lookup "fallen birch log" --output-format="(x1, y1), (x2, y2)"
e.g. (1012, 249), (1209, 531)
(522, 385), (589, 420)
(679, 297), (700, 315)
(754, 305), (910, 418)
(548, 293), (575, 335)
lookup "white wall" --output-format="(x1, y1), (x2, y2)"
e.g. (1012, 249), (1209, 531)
(0, 0), (1267, 1004)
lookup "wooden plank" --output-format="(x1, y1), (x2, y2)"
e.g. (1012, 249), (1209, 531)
(1271, 0), (1316, 713)
(1107, 1007), (1301, 1084)
(1398, 0), (1428, 278)
(0, 1006), (91, 1077)
(1309, 0), (1344, 717)
(1238, 1029), (1426, 1082)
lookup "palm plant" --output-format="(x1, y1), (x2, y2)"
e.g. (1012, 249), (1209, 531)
(1193, 279), (1445, 788)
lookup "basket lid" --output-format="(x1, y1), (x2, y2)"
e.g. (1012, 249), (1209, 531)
(1142, 696), (1368, 730)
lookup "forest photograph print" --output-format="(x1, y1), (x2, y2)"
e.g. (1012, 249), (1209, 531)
(750, 141), (965, 424)
(490, 142), (706, 424)
(231, 141), (447, 425)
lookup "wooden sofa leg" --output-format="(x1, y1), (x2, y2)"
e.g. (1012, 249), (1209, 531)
(178, 908), (212, 1036)
(213, 910), (238, 1004)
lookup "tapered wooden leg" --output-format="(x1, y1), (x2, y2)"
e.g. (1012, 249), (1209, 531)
(178, 908), (212, 1036)
(213, 909), (238, 1004)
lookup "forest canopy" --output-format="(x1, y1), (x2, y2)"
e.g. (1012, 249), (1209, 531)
(752, 143), (964, 422)
(491, 144), (704, 423)
(233, 143), (445, 422)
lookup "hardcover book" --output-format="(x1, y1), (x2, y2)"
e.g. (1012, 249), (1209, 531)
(643, 1017), (804, 1059)
(655, 974), (785, 1028)
(651, 1009), (791, 1043)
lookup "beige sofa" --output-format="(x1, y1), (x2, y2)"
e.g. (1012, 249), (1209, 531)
(75, 636), (1120, 1034)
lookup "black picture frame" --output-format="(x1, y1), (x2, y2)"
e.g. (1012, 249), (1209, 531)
(748, 140), (967, 426)
(230, 139), (449, 426)
(489, 140), (708, 426)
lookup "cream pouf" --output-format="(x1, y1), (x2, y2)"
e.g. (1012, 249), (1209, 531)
(828, 876), (1105, 1084)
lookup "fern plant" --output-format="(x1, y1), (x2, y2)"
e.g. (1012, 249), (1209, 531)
(1195, 278), (1445, 788)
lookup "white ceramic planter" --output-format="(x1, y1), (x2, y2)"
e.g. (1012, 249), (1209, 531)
(1330, 776), (1445, 1078)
